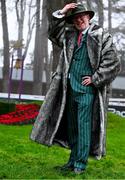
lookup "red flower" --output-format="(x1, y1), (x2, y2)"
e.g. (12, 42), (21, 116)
(0, 104), (40, 125)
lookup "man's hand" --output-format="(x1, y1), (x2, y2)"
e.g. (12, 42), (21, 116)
(81, 76), (92, 86)
(60, 3), (77, 15)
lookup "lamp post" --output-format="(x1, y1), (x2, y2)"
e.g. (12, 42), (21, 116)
(8, 41), (25, 101)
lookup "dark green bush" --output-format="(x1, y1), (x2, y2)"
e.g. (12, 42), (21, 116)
(0, 101), (16, 115)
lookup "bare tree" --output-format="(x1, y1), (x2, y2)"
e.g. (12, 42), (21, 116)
(23, 0), (35, 60)
(15, 0), (26, 58)
(86, 0), (92, 10)
(15, 0), (35, 60)
(0, 0), (10, 92)
(95, 0), (104, 27)
(40, 0), (50, 91)
(33, 0), (42, 94)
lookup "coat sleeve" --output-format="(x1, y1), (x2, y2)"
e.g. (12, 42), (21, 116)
(48, 10), (66, 47)
(92, 32), (121, 88)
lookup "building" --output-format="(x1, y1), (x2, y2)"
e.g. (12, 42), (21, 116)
(0, 67), (125, 98)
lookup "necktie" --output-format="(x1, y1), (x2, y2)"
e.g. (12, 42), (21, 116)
(77, 31), (82, 46)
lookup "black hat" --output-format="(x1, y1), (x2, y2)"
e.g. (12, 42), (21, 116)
(65, 4), (94, 24)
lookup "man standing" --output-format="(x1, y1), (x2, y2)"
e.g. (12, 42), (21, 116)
(30, 3), (120, 174)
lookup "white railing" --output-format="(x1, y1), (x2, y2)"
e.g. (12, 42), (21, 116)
(0, 93), (44, 101)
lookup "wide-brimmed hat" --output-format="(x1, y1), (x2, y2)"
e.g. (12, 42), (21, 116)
(65, 4), (94, 24)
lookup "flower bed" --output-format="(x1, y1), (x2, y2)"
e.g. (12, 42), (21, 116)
(0, 104), (40, 125)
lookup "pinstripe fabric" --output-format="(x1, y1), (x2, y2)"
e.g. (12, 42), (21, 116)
(66, 31), (95, 170)
(69, 32), (94, 94)
(66, 82), (94, 170)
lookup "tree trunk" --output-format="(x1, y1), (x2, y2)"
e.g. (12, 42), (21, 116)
(86, 0), (92, 10)
(40, 0), (50, 93)
(15, 0), (26, 59)
(0, 0), (10, 93)
(33, 0), (42, 95)
(23, 0), (35, 60)
(95, 0), (104, 27)
(15, 0), (35, 61)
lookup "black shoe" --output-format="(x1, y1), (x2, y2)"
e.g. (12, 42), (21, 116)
(74, 168), (85, 174)
(60, 163), (74, 171)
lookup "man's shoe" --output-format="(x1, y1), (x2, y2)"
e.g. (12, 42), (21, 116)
(60, 163), (74, 171)
(74, 168), (85, 174)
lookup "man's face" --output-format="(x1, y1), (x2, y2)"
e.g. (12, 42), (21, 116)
(73, 13), (90, 31)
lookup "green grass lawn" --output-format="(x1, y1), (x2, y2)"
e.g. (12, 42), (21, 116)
(0, 113), (125, 179)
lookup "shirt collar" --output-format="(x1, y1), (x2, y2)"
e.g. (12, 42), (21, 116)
(82, 26), (90, 35)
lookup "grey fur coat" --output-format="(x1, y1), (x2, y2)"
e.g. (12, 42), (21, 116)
(30, 13), (120, 158)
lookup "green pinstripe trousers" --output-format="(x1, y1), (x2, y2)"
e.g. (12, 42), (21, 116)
(66, 83), (94, 170)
